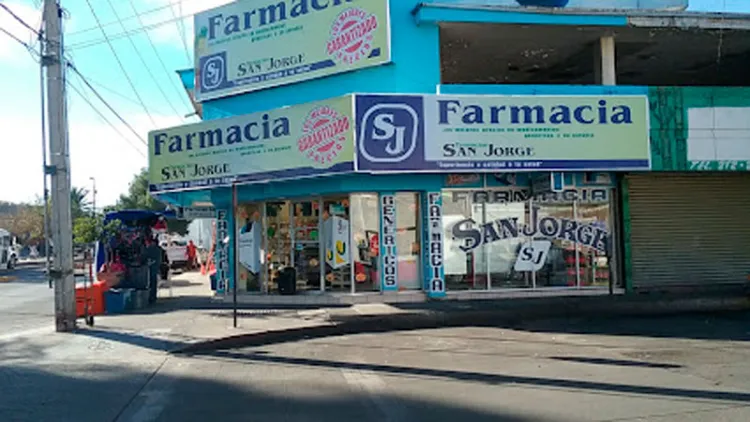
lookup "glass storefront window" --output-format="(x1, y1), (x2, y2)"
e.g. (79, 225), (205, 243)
(443, 191), (488, 291)
(265, 201), (292, 293)
(322, 196), (351, 292)
(442, 187), (616, 291)
(235, 203), (264, 292)
(291, 200), (322, 291)
(351, 193), (380, 292)
(485, 200), (528, 289)
(395, 193), (421, 291)
(576, 202), (613, 287)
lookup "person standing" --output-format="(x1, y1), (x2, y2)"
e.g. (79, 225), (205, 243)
(187, 240), (198, 271)
(144, 237), (162, 304)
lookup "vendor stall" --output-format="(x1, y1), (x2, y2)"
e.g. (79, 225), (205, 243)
(95, 210), (175, 308)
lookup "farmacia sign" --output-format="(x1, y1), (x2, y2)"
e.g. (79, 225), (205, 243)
(195, 0), (390, 100)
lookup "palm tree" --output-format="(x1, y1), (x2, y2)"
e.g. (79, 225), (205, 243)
(70, 187), (91, 220)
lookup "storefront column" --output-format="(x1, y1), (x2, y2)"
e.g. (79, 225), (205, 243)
(595, 34), (617, 86)
(422, 192), (446, 299)
(379, 193), (398, 292)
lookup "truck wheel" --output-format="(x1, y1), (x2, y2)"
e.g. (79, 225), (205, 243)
(7, 258), (15, 270)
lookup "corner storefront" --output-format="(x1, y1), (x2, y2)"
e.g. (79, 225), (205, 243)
(151, 0), (750, 301)
(149, 92), (651, 300)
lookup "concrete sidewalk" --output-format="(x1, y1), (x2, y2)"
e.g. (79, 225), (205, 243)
(66, 271), (750, 355)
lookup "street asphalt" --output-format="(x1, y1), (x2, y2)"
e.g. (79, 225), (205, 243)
(3, 268), (750, 421)
(0, 263), (55, 338)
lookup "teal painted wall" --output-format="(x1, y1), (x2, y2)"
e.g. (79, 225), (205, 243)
(649, 87), (750, 171)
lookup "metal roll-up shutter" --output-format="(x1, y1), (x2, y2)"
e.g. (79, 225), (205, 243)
(628, 173), (750, 289)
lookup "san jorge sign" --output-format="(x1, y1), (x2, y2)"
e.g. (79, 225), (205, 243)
(194, 0), (391, 101)
(148, 96), (355, 193)
(355, 94), (651, 172)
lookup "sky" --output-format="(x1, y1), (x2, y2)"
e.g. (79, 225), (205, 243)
(0, 0), (748, 208)
(0, 0), (232, 207)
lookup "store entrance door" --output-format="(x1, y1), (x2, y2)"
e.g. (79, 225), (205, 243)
(292, 200), (323, 291)
(265, 201), (291, 293)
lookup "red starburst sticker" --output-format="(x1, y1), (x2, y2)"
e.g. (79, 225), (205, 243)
(298, 106), (351, 165)
(326, 8), (378, 65)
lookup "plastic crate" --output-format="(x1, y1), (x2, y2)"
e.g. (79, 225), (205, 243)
(75, 282), (107, 317)
(105, 289), (134, 314)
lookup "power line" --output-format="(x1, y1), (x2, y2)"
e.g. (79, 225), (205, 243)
(126, 0), (194, 111)
(0, 25), (41, 61)
(1, 4), (150, 154)
(170, 0), (192, 65)
(67, 0), (198, 37)
(66, 48), (177, 117)
(83, 0), (157, 128)
(0, 3), (41, 37)
(1, 5), (148, 171)
(67, 10), (190, 51)
(67, 79), (146, 158)
(105, 0), (186, 122)
(67, 62), (148, 147)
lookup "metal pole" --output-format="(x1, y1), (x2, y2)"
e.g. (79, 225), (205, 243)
(232, 184), (238, 328)
(44, 0), (76, 332)
(39, 29), (52, 289)
(89, 177), (96, 217)
(573, 200), (581, 289)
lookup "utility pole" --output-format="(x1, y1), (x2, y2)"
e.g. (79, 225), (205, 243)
(43, 0), (76, 332)
(89, 177), (97, 217)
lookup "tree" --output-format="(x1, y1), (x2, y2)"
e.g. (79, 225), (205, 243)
(70, 187), (91, 220)
(114, 169), (190, 235)
(0, 204), (44, 245)
(72, 216), (99, 245)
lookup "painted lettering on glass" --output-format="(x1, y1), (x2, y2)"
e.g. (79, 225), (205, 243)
(451, 206), (608, 254)
(427, 193), (445, 294)
(381, 195), (397, 288)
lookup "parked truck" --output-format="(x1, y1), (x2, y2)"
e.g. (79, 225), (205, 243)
(0, 228), (18, 270)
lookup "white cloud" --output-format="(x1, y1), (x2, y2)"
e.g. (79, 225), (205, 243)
(0, 1), (42, 64)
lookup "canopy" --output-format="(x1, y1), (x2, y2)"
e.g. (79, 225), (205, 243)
(104, 210), (176, 226)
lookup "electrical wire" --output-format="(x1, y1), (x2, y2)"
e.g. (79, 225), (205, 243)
(0, 25), (41, 61)
(67, 0), (198, 37)
(67, 80), (147, 158)
(127, 0), (194, 111)
(0, 2), (41, 37)
(83, 0), (157, 128)
(105, 0), (186, 122)
(1, 7), (149, 162)
(170, 0), (192, 65)
(67, 63), (149, 147)
(67, 10), (190, 51)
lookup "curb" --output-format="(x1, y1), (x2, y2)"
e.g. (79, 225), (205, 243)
(172, 293), (750, 355)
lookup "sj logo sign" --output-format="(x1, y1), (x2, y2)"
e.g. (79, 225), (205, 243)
(356, 95), (425, 171)
(514, 240), (552, 272)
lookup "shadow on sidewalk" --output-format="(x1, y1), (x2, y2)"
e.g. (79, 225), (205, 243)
(0, 363), (549, 422)
(197, 350), (750, 404)
(175, 309), (750, 354)
(76, 328), (190, 352)
(128, 295), (349, 316)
